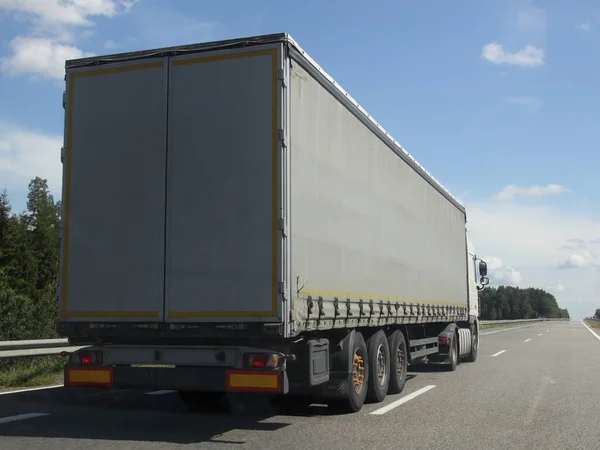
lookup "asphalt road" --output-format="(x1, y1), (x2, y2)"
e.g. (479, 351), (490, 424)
(0, 321), (599, 450)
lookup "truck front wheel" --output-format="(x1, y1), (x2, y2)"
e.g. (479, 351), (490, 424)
(445, 333), (458, 371)
(465, 324), (478, 362)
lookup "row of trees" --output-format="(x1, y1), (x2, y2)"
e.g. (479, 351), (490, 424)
(478, 285), (570, 320)
(0, 177), (570, 342)
(0, 178), (61, 341)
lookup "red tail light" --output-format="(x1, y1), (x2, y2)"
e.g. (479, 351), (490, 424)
(74, 350), (103, 365)
(438, 337), (450, 346)
(242, 353), (280, 369)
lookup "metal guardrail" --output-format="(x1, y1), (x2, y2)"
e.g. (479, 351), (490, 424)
(0, 339), (83, 358)
(479, 318), (563, 324)
(0, 318), (570, 358)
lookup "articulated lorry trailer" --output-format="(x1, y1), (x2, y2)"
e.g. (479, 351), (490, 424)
(58, 33), (489, 413)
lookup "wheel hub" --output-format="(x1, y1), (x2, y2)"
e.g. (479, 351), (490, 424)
(376, 344), (387, 386)
(396, 345), (405, 379)
(352, 350), (365, 394)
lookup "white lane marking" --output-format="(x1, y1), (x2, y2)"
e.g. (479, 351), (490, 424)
(370, 385), (436, 415)
(0, 413), (50, 425)
(491, 350), (506, 357)
(146, 390), (176, 395)
(538, 333), (543, 336)
(0, 385), (63, 396)
(546, 330), (549, 332)
(480, 324), (539, 336)
(524, 339), (531, 342)
(581, 321), (600, 342)
(85, 389), (130, 398)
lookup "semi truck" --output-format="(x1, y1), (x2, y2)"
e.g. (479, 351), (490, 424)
(57, 33), (489, 413)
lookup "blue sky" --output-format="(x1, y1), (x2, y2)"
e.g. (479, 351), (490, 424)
(1, 0), (599, 319)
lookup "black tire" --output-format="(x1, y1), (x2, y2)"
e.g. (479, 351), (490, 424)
(387, 330), (408, 395)
(465, 324), (478, 363)
(178, 390), (228, 412)
(366, 330), (391, 403)
(445, 333), (458, 371)
(329, 331), (369, 413)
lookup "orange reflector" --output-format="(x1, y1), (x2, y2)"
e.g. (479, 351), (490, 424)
(65, 367), (113, 387)
(226, 370), (281, 392)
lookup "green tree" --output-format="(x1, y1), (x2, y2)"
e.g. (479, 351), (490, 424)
(23, 177), (60, 292)
(0, 191), (36, 297)
(0, 180), (61, 341)
(478, 285), (569, 320)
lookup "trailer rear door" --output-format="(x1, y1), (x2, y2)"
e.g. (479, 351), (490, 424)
(164, 47), (284, 322)
(60, 59), (168, 321)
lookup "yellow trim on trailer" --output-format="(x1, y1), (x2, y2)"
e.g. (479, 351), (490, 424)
(61, 61), (164, 319)
(170, 309), (274, 319)
(168, 47), (280, 319)
(300, 288), (467, 307)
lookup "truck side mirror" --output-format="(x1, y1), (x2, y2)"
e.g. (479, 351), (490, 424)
(479, 261), (488, 277)
(480, 276), (489, 286)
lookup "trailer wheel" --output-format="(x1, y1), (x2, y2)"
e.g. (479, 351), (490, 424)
(445, 333), (458, 371)
(366, 330), (390, 403)
(465, 324), (478, 362)
(329, 331), (369, 413)
(387, 330), (408, 395)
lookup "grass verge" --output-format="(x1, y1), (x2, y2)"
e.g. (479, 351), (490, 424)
(0, 355), (65, 388)
(479, 320), (543, 330)
(583, 319), (600, 330)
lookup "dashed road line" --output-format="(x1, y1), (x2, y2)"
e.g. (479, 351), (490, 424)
(370, 385), (436, 415)
(85, 389), (130, 398)
(146, 390), (176, 395)
(524, 339), (531, 342)
(480, 324), (539, 336)
(581, 321), (600, 342)
(491, 350), (506, 357)
(538, 333), (543, 336)
(0, 413), (49, 425)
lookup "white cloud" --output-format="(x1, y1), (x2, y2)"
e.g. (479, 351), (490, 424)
(558, 251), (600, 270)
(558, 254), (587, 269)
(0, 123), (62, 195)
(482, 42), (544, 67)
(0, 0), (136, 80)
(577, 23), (591, 32)
(467, 200), (600, 320)
(0, 0), (134, 27)
(561, 238), (587, 250)
(483, 256), (523, 285)
(493, 184), (571, 201)
(547, 283), (566, 294)
(1, 36), (94, 80)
